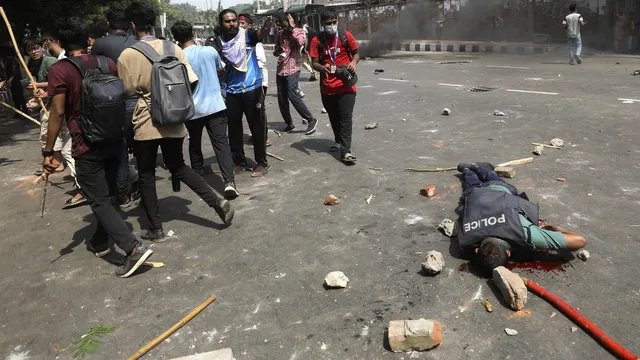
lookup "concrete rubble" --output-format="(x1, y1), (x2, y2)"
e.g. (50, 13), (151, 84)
(495, 166), (516, 179)
(388, 319), (443, 352)
(323, 195), (341, 206)
(421, 250), (444, 275)
(442, 108), (451, 116)
(493, 266), (528, 311)
(494, 110), (505, 116)
(364, 122), (379, 130)
(437, 218), (455, 237)
(420, 185), (437, 198)
(577, 249), (590, 261)
(533, 145), (544, 155)
(324, 271), (349, 288)
(504, 328), (518, 336)
(550, 138), (564, 147)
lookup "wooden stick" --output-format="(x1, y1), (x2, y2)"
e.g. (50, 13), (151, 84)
(127, 295), (216, 360)
(267, 152), (285, 161)
(497, 157), (534, 167)
(0, 7), (49, 117)
(40, 174), (48, 217)
(405, 167), (456, 172)
(532, 142), (562, 149)
(0, 100), (41, 126)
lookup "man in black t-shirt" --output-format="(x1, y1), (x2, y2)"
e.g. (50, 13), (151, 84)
(92, 5), (140, 209)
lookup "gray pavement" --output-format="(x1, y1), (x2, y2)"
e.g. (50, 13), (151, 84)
(1, 51), (640, 360)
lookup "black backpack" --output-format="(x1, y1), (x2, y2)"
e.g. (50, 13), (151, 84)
(65, 56), (126, 143)
(317, 30), (353, 64)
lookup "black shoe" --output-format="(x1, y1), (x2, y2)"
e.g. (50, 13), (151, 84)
(472, 162), (496, 170)
(214, 199), (234, 227)
(283, 125), (295, 133)
(574, 54), (582, 64)
(140, 229), (167, 243)
(115, 244), (153, 278)
(172, 177), (181, 192)
(457, 163), (472, 173)
(305, 118), (318, 135)
(86, 241), (111, 258)
(224, 181), (239, 199)
(233, 164), (249, 175)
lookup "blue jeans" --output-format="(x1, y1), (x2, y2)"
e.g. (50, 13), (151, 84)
(568, 37), (582, 60)
(461, 166), (505, 191)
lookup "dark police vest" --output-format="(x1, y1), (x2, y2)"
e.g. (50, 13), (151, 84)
(458, 185), (539, 251)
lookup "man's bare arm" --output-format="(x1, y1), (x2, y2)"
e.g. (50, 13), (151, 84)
(44, 93), (65, 151)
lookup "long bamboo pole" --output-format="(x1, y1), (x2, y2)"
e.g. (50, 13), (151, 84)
(0, 7), (49, 117)
(0, 100), (41, 125)
(127, 295), (216, 360)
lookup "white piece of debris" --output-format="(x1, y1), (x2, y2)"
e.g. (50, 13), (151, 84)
(550, 138), (564, 147)
(504, 328), (518, 336)
(421, 250), (445, 275)
(324, 271), (349, 288)
(366, 195), (373, 204)
(437, 219), (455, 237)
(321, 108), (327, 114)
(571, 326), (578, 333)
(623, 100), (634, 104)
(442, 108), (451, 116)
(167, 230), (175, 237)
(576, 249), (590, 261)
(533, 145), (544, 155)
(494, 110), (505, 116)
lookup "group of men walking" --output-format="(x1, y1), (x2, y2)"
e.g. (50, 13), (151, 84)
(32, 2), (360, 278)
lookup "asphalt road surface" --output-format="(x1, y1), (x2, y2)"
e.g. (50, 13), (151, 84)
(1, 51), (639, 360)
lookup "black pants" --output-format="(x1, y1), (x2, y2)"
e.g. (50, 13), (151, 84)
(10, 81), (26, 111)
(322, 92), (356, 157)
(75, 141), (138, 254)
(115, 98), (137, 203)
(436, 26), (443, 40)
(185, 111), (234, 183)
(276, 72), (313, 126)
(226, 87), (268, 167)
(134, 137), (223, 231)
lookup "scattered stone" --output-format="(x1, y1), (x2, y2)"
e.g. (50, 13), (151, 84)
(571, 326), (578, 333)
(414, 84), (419, 87)
(321, 108), (327, 114)
(493, 110), (505, 116)
(373, 69), (384, 74)
(481, 298), (494, 312)
(493, 266), (528, 311)
(495, 119), (506, 123)
(504, 328), (518, 336)
(576, 249), (590, 261)
(494, 166), (516, 179)
(364, 122), (379, 130)
(420, 185), (437, 198)
(324, 271), (349, 288)
(633, 70), (640, 76)
(388, 319), (443, 352)
(366, 194), (373, 204)
(323, 195), (341, 206)
(550, 138), (564, 147)
(442, 108), (451, 116)
(167, 230), (175, 237)
(557, 177), (566, 182)
(437, 218), (455, 237)
(421, 250), (444, 275)
(616, 61), (622, 65)
(169, 348), (234, 360)
(533, 145), (544, 155)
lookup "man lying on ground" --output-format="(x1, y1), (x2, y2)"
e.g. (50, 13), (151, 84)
(455, 163), (587, 275)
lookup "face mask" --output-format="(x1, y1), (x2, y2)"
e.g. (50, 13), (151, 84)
(324, 24), (338, 34)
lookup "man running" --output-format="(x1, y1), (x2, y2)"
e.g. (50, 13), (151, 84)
(563, 4), (585, 65)
(171, 20), (238, 198)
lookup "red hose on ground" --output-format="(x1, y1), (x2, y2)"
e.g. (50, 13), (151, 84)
(525, 279), (638, 360)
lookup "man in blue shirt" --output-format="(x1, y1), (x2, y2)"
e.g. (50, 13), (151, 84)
(218, 9), (272, 178)
(171, 20), (238, 198)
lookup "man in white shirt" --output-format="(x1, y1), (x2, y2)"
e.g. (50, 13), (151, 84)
(562, 4), (585, 65)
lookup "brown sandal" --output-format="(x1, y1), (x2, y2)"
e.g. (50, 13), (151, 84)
(251, 165), (271, 178)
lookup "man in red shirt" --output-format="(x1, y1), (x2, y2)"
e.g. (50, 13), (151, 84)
(42, 18), (153, 278)
(310, 10), (360, 164)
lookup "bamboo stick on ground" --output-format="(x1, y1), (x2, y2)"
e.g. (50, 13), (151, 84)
(0, 7), (49, 117)
(496, 157), (534, 167)
(0, 100), (41, 126)
(405, 167), (456, 172)
(127, 295), (216, 360)
(267, 152), (285, 161)
(531, 143), (562, 149)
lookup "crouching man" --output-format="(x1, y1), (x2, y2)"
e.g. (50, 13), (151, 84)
(455, 163), (587, 275)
